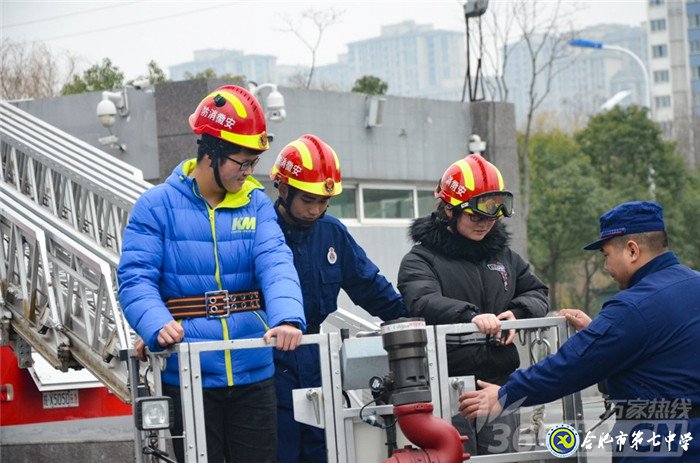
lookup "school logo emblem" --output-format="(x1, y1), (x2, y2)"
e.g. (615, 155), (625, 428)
(546, 424), (580, 458)
(232, 217), (256, 232)
(327, 247), (337, 264)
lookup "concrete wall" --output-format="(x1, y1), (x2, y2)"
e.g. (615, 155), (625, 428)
(153, 79), (473, 184)
(16, 89), (160, 181)
(470, 101), (527, 257)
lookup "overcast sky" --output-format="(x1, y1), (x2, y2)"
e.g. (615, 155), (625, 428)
(2, 1), (649, 80)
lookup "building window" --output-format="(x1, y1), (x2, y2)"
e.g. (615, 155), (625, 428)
(417, 190), (436, 217)
(655, 95), (671, 108)
(362, 188), (415, 219)
(692, 40), (700, 54)
(650, 19), (666, 31)
(649, 0), (664, 4)
(657, 120), (673, 134)
(693, 92), (700, 107)
(328, 187), (357, 219)
(691, 15), (700, 28)
(653, 70), (670, 82)
(652, 44), (668, 58)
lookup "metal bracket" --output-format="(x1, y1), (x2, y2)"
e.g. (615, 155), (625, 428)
(292, 387), (325, 429)
(449, 375), (475, 416)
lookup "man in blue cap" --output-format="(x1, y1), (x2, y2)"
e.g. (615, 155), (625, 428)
(458, 201), (700, 462)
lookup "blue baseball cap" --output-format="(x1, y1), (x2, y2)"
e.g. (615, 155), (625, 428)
(583, 201), (666, 251)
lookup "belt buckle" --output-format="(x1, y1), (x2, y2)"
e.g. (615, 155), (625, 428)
(205, 290), (230, 319)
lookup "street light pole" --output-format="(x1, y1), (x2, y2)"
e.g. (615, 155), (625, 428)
(568, 38), (652, 118)
(568, 38), (656, 200)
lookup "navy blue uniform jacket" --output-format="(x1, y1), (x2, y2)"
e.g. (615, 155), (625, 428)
(501, 251), (700, 461)
(276, 209), (406, 327)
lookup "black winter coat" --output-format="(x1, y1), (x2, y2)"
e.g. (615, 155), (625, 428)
(398, 215), (549, 384)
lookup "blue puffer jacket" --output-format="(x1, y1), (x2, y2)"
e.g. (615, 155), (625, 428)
(118, 159), (305, 388)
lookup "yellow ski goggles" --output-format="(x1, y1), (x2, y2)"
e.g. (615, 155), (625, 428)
(458, 191), (514, 218)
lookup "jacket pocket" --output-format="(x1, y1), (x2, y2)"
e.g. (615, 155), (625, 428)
(319, 266), (342, 317)
(571, 319), (612, 358)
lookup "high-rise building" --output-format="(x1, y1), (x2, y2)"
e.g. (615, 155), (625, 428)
(345, 21), (465, 100)
(504, 24), (648, 131)
(302, 21), (466, 99)
(647, 0), (699, 168)
(169, 49), (277, 83)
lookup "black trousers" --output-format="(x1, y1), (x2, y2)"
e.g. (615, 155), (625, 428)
(163, 377), (277, 463)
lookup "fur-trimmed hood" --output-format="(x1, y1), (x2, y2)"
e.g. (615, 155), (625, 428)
(408, 213), (511, 262)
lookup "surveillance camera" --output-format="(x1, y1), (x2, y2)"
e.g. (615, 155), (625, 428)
(267, 108), (286, 122)
(96, 99), (117, 127)
(265, 90), (284, 109)
(468, 134), (486, 153)
(132, 78), (150, 90)
(132, 78), (154, 92)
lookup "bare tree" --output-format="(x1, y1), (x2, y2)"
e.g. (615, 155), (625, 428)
(468, 0), (580, 243)
(278, 8), (343, 89)
(513, 0), (578, 226)
(480, 2), (516, 102)
(0, 39), (77, 100)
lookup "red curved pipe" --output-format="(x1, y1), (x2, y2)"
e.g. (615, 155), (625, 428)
(383, 402), (470, 463)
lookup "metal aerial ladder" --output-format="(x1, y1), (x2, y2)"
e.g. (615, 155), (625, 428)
(0, 99), (151, 401)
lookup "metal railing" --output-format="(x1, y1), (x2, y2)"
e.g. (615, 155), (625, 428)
(142, 317), (586, 463)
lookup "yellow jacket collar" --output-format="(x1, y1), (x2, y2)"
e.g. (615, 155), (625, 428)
(183, 158), (264, 209)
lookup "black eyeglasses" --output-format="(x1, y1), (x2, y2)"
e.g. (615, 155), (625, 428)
(466, 212), (499, 223)
(226, 156), (260, 172)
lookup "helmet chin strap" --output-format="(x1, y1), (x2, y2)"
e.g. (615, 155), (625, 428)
(209, 156), (227, 191)
(278, 186), (326, 228)
(198, 136), (228, 191)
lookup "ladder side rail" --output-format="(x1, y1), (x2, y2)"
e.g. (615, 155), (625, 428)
(1, 206), (69, 367)
(0, 100), (146, 182)
(0, 112), (151, 194)
(0, 127), (145, 204)
(2, 187), (121, 286)
(3, 192), (129, 348)
(1, 193), (132, 401)
(0, 146), (137, 254)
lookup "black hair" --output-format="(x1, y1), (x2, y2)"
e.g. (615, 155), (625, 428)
(610, 231), (669, 252)
(196, 133), (243, 161)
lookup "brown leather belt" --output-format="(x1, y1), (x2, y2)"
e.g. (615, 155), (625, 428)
(166, 290), (264, 319)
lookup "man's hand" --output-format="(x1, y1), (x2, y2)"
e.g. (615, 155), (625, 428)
(157, 320), (185, 348)
(134, 338), (147, 362)
(496, 310), (516, 345)
(559, 309), (591, 331)
(264, 323), (303, 351)
(458, 380), (503, 419)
